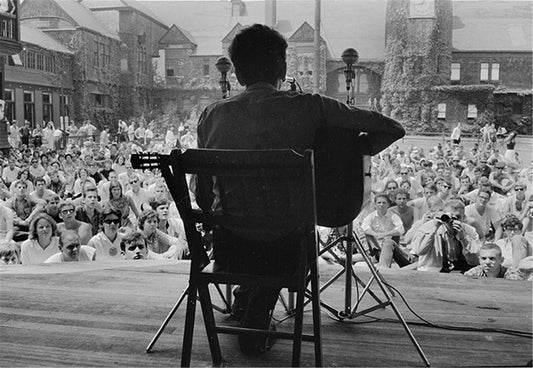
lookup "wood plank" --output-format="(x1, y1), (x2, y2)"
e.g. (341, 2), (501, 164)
(0, 261), (531, 367)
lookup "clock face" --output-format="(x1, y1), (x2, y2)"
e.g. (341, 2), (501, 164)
(409, 0), (435, 18)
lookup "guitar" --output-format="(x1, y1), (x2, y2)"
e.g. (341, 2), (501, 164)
(131, 131), (371, 229)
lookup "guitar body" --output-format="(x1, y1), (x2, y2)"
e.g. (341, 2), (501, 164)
(314, 126), (371, 228)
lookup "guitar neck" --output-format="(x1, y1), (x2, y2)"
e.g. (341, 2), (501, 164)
(130, 153), (169, 170)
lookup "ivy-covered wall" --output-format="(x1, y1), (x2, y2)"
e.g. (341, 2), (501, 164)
(382, 0), (453, 132)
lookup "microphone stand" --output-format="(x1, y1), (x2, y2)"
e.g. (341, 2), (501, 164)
(215, 56), (231, 99)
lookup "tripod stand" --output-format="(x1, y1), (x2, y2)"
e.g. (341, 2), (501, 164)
(303, 223), (431, 367)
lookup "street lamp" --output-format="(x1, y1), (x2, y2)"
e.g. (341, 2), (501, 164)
(341, 48), (359, 106)
(215, 56), (232, 99)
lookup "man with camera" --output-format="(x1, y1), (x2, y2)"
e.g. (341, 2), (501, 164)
(410, 199), (481, 273)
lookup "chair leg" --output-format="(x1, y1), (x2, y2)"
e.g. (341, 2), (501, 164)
(309, 255), (323, 367)
(198, 283), (223, 366)
(180, 282), (198, 367)
(291, 275), (306, 367)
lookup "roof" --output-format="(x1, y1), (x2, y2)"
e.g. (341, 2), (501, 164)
(54, 0), (121, 40)
(83, 0), (168, 30)
(452, 1), (532, 51)
(20, 23), (74, 54)
(140, 0), (387, 60)
(158, 24), (196, 47)
(5, 66), (74, 89)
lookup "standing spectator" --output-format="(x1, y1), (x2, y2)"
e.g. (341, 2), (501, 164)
(20, 213), (60, 265)
(9, 121), (20, 149)
(32, 122), (43, 148)
(42, 121), (55, 151)
(53, 124), (63, 151)
(20, 121), (31, 147)
(127, 121), (135, 142)
(503, 131), (518, 165)
(450, 122), (462, 145)
(100, 127), (109, 147)
(2, 159), (20, 188)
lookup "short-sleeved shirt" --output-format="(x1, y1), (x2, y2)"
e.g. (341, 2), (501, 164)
(87, 232), (124, 261)
(20, 237), (61, 265)
(361, 210), (404, 244)
(465, 204), (502, 239)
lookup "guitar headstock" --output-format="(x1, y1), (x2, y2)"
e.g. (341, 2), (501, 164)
(130, 152), (166, 170)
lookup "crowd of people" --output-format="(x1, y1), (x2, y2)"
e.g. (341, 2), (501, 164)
(321, 124), (533, 281)
(0, 114), (199, 265)
(0, 116), (532, 280)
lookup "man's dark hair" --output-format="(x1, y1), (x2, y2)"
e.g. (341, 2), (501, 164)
(374, 193), (391, 205)
(229, 24), (288, 86)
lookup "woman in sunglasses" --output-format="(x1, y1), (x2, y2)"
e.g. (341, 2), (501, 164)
(87, 208), (124, 261)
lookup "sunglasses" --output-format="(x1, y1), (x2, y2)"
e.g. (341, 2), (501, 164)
(127, 243), (145, 251)
(129, 180), (138, 184)
(441, 185), (451, 189)
(103, 218), (121, 225)
(515, 188), (525, 191)
(61, 208), (75, 215)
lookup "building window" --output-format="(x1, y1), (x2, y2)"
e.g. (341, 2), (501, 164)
(43, 92), (53, 122)
(138, 45), (147, 74)
(23, 91), (35, 124)
(94, 41), (99, 67)
(103, 44), (110, 67)
(59, 95), (70, 127)
(451, 63), (460, 81)
(92, 93), (111, 108)
(491, 63), (500, 81)
(512, 101), (522, 115)
(480, 63), (489, 81)
(4, 89), (15, 122)
(45, 55), (54, 72)
(166, 68), (174, 77)
(26, 51), (36, 69)
(467, 104), (477, 119)
(437, 103), (446, 119)
(36, 54), (44, 70)
(203, 59), (210, 76)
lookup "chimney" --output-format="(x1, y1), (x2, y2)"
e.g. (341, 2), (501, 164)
(265, 0), (276, 27)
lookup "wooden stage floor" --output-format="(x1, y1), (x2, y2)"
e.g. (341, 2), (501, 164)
(0, 260), (531, 367)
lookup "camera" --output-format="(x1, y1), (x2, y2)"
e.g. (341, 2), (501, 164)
(437, 213), (457, 223)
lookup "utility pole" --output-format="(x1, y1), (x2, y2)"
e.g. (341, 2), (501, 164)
(313, 0), (321, 93)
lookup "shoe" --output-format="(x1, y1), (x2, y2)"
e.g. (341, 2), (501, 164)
(238, 320), (277, 355)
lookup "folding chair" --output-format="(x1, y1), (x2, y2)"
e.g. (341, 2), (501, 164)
(163, 148), (322, 367)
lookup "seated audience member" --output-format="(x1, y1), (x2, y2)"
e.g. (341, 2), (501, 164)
(405, 195), (445, 245)
(29, 177), (56, 204)
(6, 179), (44, 236)
(2, 159), (20, 188)
(150, 198), (188, 246)
(465, 189), (503, 241)
(0, 242), (20, 264)
(45, 230), (96, 263)
(464, 243), (524, 280)
(0, 202), (15, 246)
(489, 161), (515, 195)
(104, 181), (139, 228)
(87, 208), (124, 261)
(72, 168), (96, 197)
(138, 209), (188, 259)
(125, 174), (151, 214)
(75, 187), (102, 236)
(389, 189), (415, 235)
(362, 194), (408, 268)
(9, 169), (34, 194)
(408, 183), (437, 221)
(383, 180), (399, 206)
(410, 199), (481, 273)
(20, 213), (60, 265)
(523, 195), (533, 245)
(43, 195), (62, 223)
(435, 177), (452, 201)
(57, 200), (92, 245)
(97, 169), (118, 203)
(120, 230), (162, 260)
(457, 175), (474, 196)
(47, 171), (66, 198)
(501, 182), (528, 220)
(495, 216), (532, 271)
